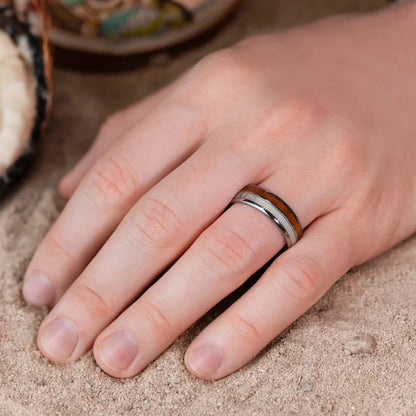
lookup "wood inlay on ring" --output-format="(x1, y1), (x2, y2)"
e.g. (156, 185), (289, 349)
(242, 185), (303, 240)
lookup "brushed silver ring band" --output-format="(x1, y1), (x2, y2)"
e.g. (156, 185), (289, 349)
(231, 185), (303, 248)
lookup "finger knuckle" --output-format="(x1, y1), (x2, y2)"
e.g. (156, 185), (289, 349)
(128, 196), (181, 249)
(273, 254), (324, 302)
(47, 235), (78, 265)
(260, 98), (326, 141)
(330, 138), (365, 179)
(88, 154), (139, 206)
(141, 300), (175, 334)
(100, 112), (125, 134)
(225, 97), (326, 158)
(229, 311), (263, 346)
(74, 278), (115, 317)
(190, 48), (250, 94)
(200, 227), (255, 278)
(195, 48), (242, 75)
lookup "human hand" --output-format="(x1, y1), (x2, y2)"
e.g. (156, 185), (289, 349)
(23, 3), (416, 380)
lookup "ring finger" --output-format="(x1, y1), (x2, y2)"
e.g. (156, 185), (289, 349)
(91, 178), (327, 378)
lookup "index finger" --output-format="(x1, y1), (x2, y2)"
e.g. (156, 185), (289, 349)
(59, 83), (174, 198)
(23, 101), (204, 307)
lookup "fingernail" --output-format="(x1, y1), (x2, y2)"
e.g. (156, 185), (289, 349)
(23, 272), (55, 307)
(100, 330), (138, 371)
(40, 316), (79, 359)
(188, 344), (223, 378)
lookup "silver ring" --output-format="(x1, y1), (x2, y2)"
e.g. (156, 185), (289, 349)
(231, 185), (303, 248)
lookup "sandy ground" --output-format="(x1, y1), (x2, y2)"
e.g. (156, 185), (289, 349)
(1, 0), (415, 414)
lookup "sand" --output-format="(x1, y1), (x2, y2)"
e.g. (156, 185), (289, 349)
(0, 0), (415, 414)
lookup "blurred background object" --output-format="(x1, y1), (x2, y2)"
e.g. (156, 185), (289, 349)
(47, 0), (239, 56)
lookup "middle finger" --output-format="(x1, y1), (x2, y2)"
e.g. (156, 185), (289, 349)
(36, 138), (259, 363)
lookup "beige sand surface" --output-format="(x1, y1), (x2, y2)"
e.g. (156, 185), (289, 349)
(1, 1), (415, 414)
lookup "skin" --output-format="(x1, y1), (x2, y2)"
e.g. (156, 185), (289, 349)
(23, 2), (416, 380)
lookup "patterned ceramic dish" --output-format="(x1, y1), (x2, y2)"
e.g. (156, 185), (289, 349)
(48, 0), (238, 55)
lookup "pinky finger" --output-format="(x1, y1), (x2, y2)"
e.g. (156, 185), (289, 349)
(184, 209), (356, 380)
